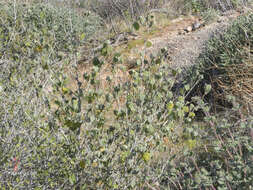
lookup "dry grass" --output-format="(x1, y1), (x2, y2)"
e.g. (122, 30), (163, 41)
(214, 47), (253, 114)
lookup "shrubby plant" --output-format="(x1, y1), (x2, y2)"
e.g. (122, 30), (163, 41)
(167, 12), (253, 189)
(163, 114), (253, 189)
(86, 0), (167, 20)
(201, 8), (220, 24)
(0, 1), (252, 189)
(0, 1), (101, 189)
(50, 42), (201, 188)
(184, 13), (253, 114)
(186, 0), (249, 13)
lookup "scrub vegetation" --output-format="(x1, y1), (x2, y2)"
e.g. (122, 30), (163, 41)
(0, 0), (252, 189)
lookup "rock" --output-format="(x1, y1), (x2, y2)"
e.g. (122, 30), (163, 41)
(192, 21), (201, 31)
(217, 18), (223, 23)
(184, 26), (192, 33)
(178, 30), (186, 35)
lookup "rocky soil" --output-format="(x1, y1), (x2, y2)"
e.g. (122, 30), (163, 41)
(140, 10), (241, 68)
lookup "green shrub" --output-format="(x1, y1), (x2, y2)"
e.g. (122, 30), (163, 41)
(184, 13), (253, 113)
(159, 12), (253, 189)
(0, 1), (252, 189)
(49, 46), (201, 189)
(0, 2), (101, 189)
(201, 8), (220, 24)
(183, 0), (249, 14)
(163, 115), (253, 189)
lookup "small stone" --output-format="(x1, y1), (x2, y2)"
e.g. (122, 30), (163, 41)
(185, 26), (192, 33)
(178, 30), (186, 35)
(217, 17), (223, 23)
(192, 21), (201, 30)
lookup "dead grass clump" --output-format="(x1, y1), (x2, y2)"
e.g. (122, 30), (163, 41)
(215, 52), (253, 112)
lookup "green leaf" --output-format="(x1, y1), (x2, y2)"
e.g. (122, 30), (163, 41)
(113, 53), (121, 63)
(155, 58), (161, 64)
(204, 84), (212, 95)
(172, 69), (177, 76)
(101, 48), (106, 56)
(189, 112), (195, 118)
(146, 40), (152, 48)
(133, 22), (140, 31)
(72, 98), (79, 112)
(120, 151), (130, 163)
(136, 59), (141, 66)
(93, 57), (101, 67)
(83, 73), (90, 81)
(144, 125), (155, 134)
(184, 84), (190, 91)
(69, 173), (76, 185)
(183, 106), (189, 113)
(142, 152), (150, 163)
(167, 101), (174, 110)
(80, 33), (85, 40)
(168, 91), (173, 99)
(62, 87), (69, 94)
(127, 102), (135, 112)
(79, 160), (85, 169)
(185, 139), (196, 150)
(65, 120), (82, 131)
